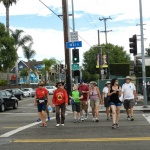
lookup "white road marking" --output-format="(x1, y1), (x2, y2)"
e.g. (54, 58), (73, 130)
(0, 117), (55, 138)
(0, 114), (68, 138)
(143, 114), (150, 124)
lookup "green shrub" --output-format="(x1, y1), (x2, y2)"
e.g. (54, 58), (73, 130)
(0, 80), (7, 86)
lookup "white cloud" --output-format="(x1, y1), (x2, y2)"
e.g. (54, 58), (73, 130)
(1, 0), (150, 63)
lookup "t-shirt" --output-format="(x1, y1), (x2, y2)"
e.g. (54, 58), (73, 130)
(78, 84), (89, 101)
(122, 83), (136, 100)
(71, 90), (82, 103)
(36, 88), (48, 99)
(102, 87), (108, 98)
(52, 89), (68, 106)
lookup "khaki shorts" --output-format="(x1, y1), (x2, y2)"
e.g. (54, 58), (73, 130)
(123, 99), (134, 109)
(80, 101), (88, 111)
(90, 99), (100, 109)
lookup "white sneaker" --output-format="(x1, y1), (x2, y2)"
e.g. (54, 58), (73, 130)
(56, 124), (60, 127)
(92, 118), (96, 121)
(61, 124), (65, 126)
(81, 117), (84, 121)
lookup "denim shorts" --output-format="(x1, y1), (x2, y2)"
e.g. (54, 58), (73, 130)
(110, 102), (122, 107)
(37, 103), (46, 112)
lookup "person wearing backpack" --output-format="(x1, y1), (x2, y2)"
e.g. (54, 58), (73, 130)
(102, 81), (112, 120)
(52, 82), (68, 127)
(122, 76), (138, 121)
(70, 84), (83, 123)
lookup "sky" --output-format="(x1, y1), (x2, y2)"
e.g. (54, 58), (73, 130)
(0, 0), (150, 64)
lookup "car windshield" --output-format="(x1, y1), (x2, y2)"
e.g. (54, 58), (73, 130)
(0, 92), (2, 97)
(45, 86), (53, 89)
(22, 89), (29, 91)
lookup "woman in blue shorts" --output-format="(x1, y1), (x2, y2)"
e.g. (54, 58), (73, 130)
(108, 78), (122, 129)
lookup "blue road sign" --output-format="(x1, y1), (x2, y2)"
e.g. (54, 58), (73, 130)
(66, 41), (82, 49)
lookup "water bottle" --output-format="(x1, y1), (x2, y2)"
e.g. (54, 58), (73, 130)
(48, 105), (52, 112)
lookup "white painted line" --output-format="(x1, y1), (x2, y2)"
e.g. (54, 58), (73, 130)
(143, 114), (150, 124)
(0, 117), (55, 138)
(0, 114), (68, 138)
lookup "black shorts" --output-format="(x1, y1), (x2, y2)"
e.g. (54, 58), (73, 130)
(104, 97), (110, 107)
(72, 102), (80, 113)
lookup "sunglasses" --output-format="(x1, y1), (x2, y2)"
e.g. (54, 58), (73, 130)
(38, 84), (43, 86)
(58, 84), (62, 86)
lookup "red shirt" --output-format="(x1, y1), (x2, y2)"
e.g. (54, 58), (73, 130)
(78, 84), (89, 101)
(52, 89), (68, 106)
(36, 88), (48, 99)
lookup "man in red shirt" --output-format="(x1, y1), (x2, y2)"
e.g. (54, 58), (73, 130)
(52, 82), (68, 127)
(78, 80), (89, 121)
(34, 81), (50, 127)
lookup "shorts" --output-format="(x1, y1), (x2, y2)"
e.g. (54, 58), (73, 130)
(90, 99), (99, 108)
(37, 103), (47, 112)
(72, 102), (80, 112)
(110, 102), (122, 107)
(80, 101), (88, 111)
(123, 99), (134, 109)
(104, 97), (110, 107)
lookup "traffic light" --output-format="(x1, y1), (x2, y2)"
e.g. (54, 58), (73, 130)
(129, 34), (137, 56)
(72, 49), (79, 63)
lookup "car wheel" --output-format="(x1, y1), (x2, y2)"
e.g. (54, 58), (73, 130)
(0, 103), (5, 112)
(19, 95), (23, 100)
(13, 101), (18, 109)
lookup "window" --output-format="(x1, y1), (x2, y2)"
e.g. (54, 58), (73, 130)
(1, 91), (6, 97)
(5, 91), (12, 97)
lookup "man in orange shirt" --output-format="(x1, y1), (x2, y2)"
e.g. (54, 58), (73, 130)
(34, 82), (50, 127)
(52, 82), (68, 127)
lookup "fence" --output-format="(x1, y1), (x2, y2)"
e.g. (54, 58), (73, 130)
(97, 77), (150, 100)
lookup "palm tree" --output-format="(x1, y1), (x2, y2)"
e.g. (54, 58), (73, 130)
(0, 0), (17, 84)
(22, 42), (36, 83)
(10, 29), (33, 85)
(43, 58), (56, 85)
(0, 0), (17, 31)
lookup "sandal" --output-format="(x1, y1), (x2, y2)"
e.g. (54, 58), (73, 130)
(43, 123), (47, 127)
(40, 123), (44, 127)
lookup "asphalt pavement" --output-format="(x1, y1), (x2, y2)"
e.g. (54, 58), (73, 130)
(0, 96), (150, 150)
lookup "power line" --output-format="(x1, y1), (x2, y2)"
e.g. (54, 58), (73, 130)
(39, 0), (93, 48)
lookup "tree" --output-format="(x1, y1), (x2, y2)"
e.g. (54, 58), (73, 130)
(42, 58), (56, 85)
(10, 29), (33, 85)
(19, 68), (28, 78)
(22, 42), (36, 83)
(0, 0), (17, 84)
(82, 43), (130, 82)
(0, 23), (17, 73)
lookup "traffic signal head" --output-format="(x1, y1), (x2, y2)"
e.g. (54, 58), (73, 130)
(129, 34), (137, 56)
(72, 49), (79, 63)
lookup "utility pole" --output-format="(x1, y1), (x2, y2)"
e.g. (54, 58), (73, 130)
(98, 30), (101, 80)
(139, 0), (148, 108)
(99, 17), (112, 79)
(62, 0), (71, 96)
(99, 17), (112, 44)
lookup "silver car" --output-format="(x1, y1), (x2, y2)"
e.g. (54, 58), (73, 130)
(45, 86), (57, 95)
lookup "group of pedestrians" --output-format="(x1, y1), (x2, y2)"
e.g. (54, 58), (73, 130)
(34, 75), (137, 129)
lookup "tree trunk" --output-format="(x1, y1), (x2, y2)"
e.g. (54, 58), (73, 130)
(27, 60), (30, 84)
(15, 58), (18, 85)
(6, 5), (10, 85)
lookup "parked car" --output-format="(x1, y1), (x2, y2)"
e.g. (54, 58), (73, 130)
(21, 88), (35, 97)
(45, 86), (57, 95)
(0, 90), (18, 112)
(5, 89), (24, 100)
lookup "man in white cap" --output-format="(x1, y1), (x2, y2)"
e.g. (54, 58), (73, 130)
(122, 76), (138, 121)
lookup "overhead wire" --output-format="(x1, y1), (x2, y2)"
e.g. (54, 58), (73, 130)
(39, 0), (93, 48)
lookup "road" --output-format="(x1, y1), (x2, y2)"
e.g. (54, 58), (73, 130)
(0, 96), (150, 150)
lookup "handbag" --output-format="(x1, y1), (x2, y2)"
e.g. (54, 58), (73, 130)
(119, 94), (123, 102)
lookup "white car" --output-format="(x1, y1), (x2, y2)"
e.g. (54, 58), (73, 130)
(45, 86), (57, 95)
(21, 88), (35, 97)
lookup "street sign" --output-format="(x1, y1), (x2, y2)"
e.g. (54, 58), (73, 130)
(70, 31), (78, 42)
(66, 41), (82, 49)
(72, 64), (79, 70)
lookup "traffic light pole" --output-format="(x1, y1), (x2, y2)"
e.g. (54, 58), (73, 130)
(139, 0), (148, 108)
